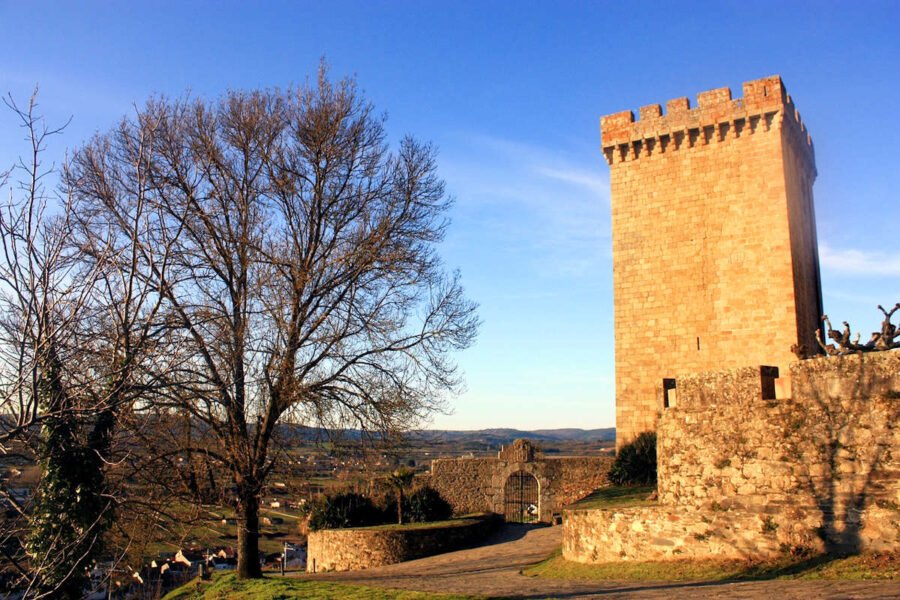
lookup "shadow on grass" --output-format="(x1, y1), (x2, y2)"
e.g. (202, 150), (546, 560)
(509, 551), (898, 599)
(728, 553), (848, 580)
(525, 548), (898, 585)
(566, 485), (656, 510)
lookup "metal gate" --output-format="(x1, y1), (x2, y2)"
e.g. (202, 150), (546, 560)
(503, 471), (539, 523)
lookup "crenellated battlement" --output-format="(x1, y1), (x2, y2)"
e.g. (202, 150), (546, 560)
(600, 75), (814, 168)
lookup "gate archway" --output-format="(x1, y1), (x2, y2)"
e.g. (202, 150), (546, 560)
(503, 471), (539, 523)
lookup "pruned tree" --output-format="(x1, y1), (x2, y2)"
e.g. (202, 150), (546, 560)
(816, 304), (900, 356)
(67, 66), (479, 578)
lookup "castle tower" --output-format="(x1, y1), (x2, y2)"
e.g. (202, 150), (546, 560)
(601, 75), (823, 448)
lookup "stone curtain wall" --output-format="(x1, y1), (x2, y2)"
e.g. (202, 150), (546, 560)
(428, 458), (497, 515)
(543, 459), (616, 508)
(564, 353), (900, 563)
(430, 454), (612, 522)
(601, 75), (822, 447)
(306, 515), (500, 573)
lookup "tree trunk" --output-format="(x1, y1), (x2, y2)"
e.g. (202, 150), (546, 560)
(236, 493), (262, 578)
(397, 490), (403, 525)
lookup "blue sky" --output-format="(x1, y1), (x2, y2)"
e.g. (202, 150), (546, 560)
(1, 1), (898, 430)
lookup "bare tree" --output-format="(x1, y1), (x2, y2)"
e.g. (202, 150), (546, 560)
(0, 91), (178, 598)
(67, 67), (479, 578)
(0, 92), (77, 450)
(0, 91), (108, 598)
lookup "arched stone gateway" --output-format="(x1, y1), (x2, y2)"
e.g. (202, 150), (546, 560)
(503, 471), (539, 523)
(430, 439), (613, 523)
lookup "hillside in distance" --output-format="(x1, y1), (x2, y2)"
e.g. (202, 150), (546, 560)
(405, 427), (616, 458)
(410, 427), (615, 444)
(277, 425), (615, 458)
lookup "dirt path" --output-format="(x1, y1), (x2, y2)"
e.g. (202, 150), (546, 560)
(298, 525), (899, 599)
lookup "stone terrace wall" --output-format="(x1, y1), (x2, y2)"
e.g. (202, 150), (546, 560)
(307, 514), (500, 573)
(566, 505), (782, 562)
(430, 453), (612, 522)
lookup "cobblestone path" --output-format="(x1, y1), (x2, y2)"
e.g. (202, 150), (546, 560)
(298, 525), (899, 599)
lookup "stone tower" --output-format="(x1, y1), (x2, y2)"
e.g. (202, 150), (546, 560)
(601, 75), (823, 448)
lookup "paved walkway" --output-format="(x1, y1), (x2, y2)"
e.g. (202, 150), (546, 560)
(298, 525), (899, 599)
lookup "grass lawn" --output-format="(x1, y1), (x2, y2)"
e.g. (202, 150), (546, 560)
(525, 548), (899, 582)
(162, 573), (482, 600)
(567, 485), (657, 510)
(139, 501), (305, 557)
(350, 515), (489, 532)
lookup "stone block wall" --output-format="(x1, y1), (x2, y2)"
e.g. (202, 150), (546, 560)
(542, 458), (617, 508)
(565, 505), (784, 562)
(564, 352), (900, 563)
(564, 504), (899, 563)
(306, 514), (500, 573)
(658, 352), (900, 554)
(602, 75), (822, 447)
(428, 458), (497, 515)
(430, 450), (612, 522)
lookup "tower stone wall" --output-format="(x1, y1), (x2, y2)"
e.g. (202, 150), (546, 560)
(601, 75), (823, 447)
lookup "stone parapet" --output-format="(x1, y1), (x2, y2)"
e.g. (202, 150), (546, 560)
(600, 75), (814, 171)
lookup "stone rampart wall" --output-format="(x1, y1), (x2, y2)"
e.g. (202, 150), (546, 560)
(430, 454), (612, 522)
(565, 353), (900, 562)
(306, 514), (500, 573)
(659, 354), (899, 535)
(428, 458), (497, 515)
(543, 458), (616, 507)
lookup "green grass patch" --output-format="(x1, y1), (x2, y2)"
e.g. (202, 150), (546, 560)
(352, 515), (485, 532)
(568, 485), (657, 510)
(162, 572), (482, 600)
(525, 548), (899, 582)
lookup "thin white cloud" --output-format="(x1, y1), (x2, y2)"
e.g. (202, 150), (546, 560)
(820, 243), (900, 276)
(535, 165), (609, 198)
(442, 132), (611, 278)
(450, 132), (610, 203)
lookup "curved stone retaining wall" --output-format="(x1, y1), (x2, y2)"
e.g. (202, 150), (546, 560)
(306, 514), (500, 573)
(564, 504), (899, 563)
